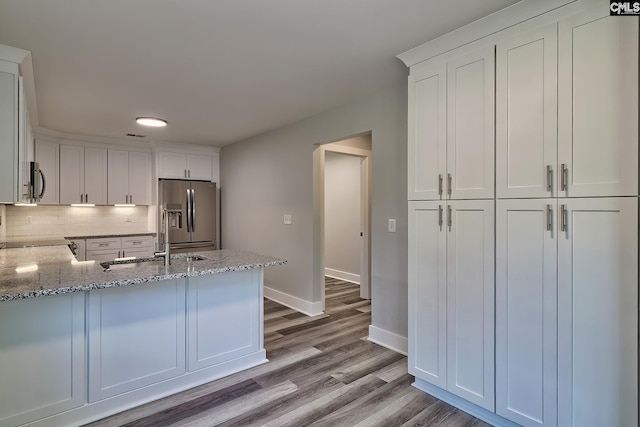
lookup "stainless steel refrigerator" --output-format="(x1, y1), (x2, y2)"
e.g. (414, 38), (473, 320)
(158, 179), (217, 253)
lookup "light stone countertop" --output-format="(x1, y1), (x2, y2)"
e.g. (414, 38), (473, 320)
(0, 246), (286, 302)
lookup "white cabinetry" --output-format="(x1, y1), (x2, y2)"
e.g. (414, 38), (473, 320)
(0, 64), (29, 204)
(187, 270), (263, 371)
(408, 47), (494, 200)
(557, 198), (637, 427)
(158, 151), (213, 181)
(558, 12), (638, 197)
(35, 139), (60, 205)
(496, 25), (557, 199)
(59, 144), (107, 205)
(0, 293), (85, 427)
(107, 149), (151, 205)
(85, 236), (154, 261)
(408, 200), (494, 411)
(496, 199), (557, 427)
(88, 280), (186, 402)
(406, 4), (638, 427)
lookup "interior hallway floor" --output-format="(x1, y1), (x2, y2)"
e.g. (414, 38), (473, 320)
(87, 277), (489, 426)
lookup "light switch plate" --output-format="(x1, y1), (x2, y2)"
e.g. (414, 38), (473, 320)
(284, 214), (292, 225)
(388, 218), (396, 233)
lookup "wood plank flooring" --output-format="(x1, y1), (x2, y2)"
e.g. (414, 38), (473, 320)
(86, 278), (489, 427)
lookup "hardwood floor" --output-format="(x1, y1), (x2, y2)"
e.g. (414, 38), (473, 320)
(86, 278), (489, 427)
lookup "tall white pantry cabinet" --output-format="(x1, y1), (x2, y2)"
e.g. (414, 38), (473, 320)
(406, 4), (638, 427)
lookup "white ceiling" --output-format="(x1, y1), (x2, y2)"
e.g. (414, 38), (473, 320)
(0, 0), (518, 147)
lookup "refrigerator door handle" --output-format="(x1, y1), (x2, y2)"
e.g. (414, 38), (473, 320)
(186, 189), (191, 232)
(191, 189), (196, 231)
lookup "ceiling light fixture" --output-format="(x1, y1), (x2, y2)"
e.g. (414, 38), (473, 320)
(136, 117), (167, 127)
(14, 203), (37, 207)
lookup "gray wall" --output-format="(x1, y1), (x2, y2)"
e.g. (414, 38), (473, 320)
(324, 151), (361, 278)
(220, 82), (408, 337)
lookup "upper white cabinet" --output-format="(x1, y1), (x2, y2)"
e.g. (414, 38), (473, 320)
(60, 144), (107, 205)
(0, 66), (29, 204)
(158, 151), (213, 181)
(496, 25), (558, 199)
(557, 197), (637, 427)
(107, 149), (151, 205)
(409, 199), (494, 411)
(558, 12), (638, 197)
(408, 47), (494, 201)
(34, 139), (60, 205)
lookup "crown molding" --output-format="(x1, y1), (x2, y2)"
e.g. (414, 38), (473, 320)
(397, 0), (597, 67)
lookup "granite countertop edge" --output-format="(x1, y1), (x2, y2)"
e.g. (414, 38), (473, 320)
(0, 248), (286, 302)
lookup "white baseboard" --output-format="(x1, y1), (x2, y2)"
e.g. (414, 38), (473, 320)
(324, 268), (360, 284)
(264, 285), (324, 316)
(367, 325), (408, 355)
(412, 379), (520, 427)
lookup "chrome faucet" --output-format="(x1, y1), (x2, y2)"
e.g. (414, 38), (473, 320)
(154, 208), (181, 266)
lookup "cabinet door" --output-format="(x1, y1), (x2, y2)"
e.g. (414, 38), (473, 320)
(447, 47), (495, 200)
(408, 201), (447, 388)
(84, 147), (107, 205)
(408, 61), (447, 200)
(35, 139), (60, 205)
(497, 25), (557, 199)
(446, 200), (494, 410)
(107, 149), (129, 205)
(158, 151), (187, 179)
(187, 271), (262, 371)
(187, 154), (212, 181)
(88, 280), (186, 402)
(0, 70), (18, 203)
(496, 199), (557, 427)
(59, 144), (84, 204)
(0, 293), (85, 427)
(557, 197), (637, 427)
(128, 151), (151, 205)
(558, 12), (638, 197)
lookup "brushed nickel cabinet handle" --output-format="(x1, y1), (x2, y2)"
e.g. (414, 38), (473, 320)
(438, 205), (443, 230)
(447, 205), (452, 231)
(561, 204), (567, 232)
(438, 174), (443, 197)
(447, 173), (452, 197)
(546, 204), (552, 231)
(546, 165), (553, 192)
(561, 164), (568, 192)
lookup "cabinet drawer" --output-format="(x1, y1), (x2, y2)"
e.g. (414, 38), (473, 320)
(122, 236), (153, 249)
(86, 249), (121, 262)
(86, 238), (122, 251)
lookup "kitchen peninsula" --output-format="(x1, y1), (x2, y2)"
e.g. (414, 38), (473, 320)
(0, 244), (285, 427)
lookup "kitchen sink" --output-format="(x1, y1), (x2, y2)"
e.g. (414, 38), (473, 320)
(100, 254), (207, 271)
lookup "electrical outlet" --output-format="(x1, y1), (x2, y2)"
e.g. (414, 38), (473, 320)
(388, 218), (396, 233)
(283, 214), (292, 225)
(26, 216), (32, 224)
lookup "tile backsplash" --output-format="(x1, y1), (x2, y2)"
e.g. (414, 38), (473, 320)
(5, 205), (152, 238)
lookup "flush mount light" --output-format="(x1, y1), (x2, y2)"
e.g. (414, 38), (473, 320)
(136, 117), (167, 127)
(70, 203), (96, 207)
(14, 203), (37, 207)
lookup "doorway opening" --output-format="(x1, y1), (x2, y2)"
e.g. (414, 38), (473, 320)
(313, 133), (372, 312)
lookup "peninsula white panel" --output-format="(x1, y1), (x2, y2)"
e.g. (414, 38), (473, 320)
(558, 197), (637, 427)
(447, 47), (494, 200)
(408, 201), (447, 388)
(88, 279), (186, 402)
(446, 200), (494, 410)
(187, 270), (262, 371)
(497, 25), (557, 199)
(558, 12), (638, 197)
(496, 199), (557, 427)
(0, 293), (85, 427)
(408, 62), (446, 200)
